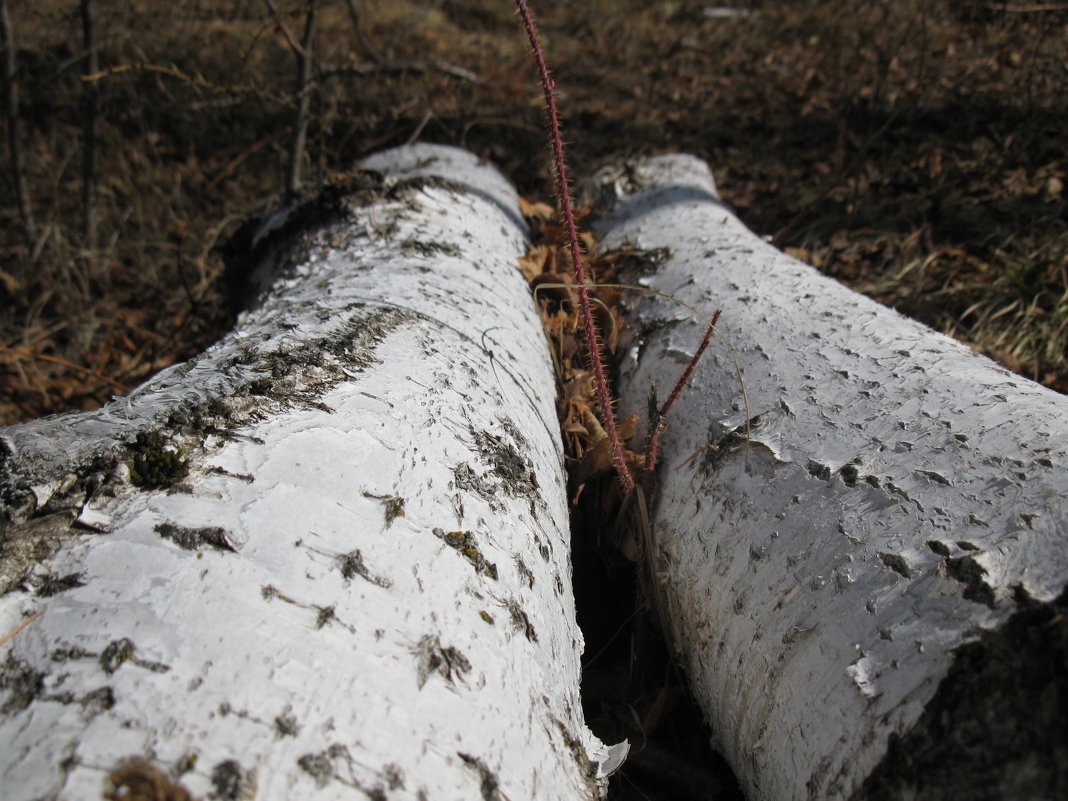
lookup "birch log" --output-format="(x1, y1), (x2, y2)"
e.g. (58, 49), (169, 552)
(0, 144), (624, 801)
(587, 155), (1068, 801)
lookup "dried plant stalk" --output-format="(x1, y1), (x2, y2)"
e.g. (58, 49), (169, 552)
(514, 0), (635, 493)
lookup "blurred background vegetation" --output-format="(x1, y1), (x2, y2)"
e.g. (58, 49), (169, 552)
(1, 0), (1065, 425)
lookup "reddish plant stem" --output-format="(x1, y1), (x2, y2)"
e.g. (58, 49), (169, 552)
(514, 0), (635, 493)
(644, 309), (721, 474)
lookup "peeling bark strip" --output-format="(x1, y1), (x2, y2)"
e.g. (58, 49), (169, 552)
(0, 145), (621, 800)
(589, 155), (1068, 801)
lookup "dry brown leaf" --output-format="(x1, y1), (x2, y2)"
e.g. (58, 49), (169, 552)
(518, 197), (555, 221)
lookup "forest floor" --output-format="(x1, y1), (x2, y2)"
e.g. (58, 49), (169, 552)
(2, 2), (1066, 798)
(1, 0), (1065, 426)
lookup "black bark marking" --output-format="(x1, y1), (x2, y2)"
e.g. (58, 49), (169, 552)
(505, 599), (538, 643)
(927, 540), (951, 557)
(474, 430), (538, 501)
(916, 469), (952, 486)
(839, 463), (859, 486)
(298, 751), (335, 789)
(155, 522), (236, 552)
(338, 549), (392, 588)
(700, 417), (758, 476)
(413, 634), (471, 689)
(274, 711), (300, 738)
(211, 759), (256, 801)
(554, 720), (601, 796)
(401, 238), (462, 258)
(32, 571), (85, 597)
(945, 555), (996, 608)
(0, 654), (44, 715)
(879, 552), (912, 579)
(223, 170), (388, 312)
(807, 460), (832, 481)
(100, 638), (136, 675)
(79, 685), (115, 718)
(514, 556), (535, 589)
(458, 753), (503, 801)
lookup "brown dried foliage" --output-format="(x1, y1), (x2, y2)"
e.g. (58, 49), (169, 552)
(104, 758), (198, 801)
(2, 0), (1065, 427)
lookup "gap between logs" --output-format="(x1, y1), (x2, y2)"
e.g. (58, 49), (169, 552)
(519, 198), (743, 801)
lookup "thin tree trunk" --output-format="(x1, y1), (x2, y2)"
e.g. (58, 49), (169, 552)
(0, 0), (33, 246)
(287, 0), (316, 195)
(344, 0), (385, 64)
(0, 145), (623, 801)
(80, 0), (99, 251)
(588, 154), (1068, 801)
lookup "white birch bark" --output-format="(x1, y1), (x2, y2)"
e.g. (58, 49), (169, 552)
(0, 144), (624, 801)
(587, 155), (1068, 801)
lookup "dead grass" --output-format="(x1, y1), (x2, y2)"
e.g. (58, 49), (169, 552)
(1, 0), (1065, 426)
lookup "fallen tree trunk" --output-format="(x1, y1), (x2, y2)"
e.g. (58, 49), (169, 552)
(588, 155), (1068, 801)
(0, 144), (623, 801)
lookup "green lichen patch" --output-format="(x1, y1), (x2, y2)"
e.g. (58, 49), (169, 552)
(128, 432), (189, 489)
(155, 522), (236, 553)
(362, 492), (405, 526)
(433, 527), (497, 579)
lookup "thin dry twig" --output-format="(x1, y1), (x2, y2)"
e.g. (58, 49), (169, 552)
(0, 347), (132, 392)
(0, 0), (34, 243)
(645, 309), (721, 473)
(0, 612), (41, 648)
